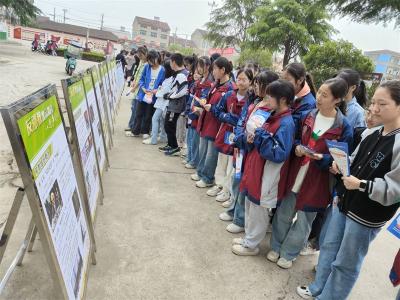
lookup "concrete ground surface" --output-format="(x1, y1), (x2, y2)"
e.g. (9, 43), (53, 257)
(0, 41), (398, 299)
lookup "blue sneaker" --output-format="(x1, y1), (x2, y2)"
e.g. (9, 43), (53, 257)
(165, 147), (181, 156)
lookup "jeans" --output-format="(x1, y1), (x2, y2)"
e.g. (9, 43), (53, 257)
(164, 111), (180, 148)
(132, 101), (155, 135)
(308, 205), (380, 300)
(128, 99), (138, 130)
(270, 192), (317, 261)
(196, 137), (219, 184)
(151, 108), (167, 144)
(186, 127), (200, 167)
(227, 175), (245, 227)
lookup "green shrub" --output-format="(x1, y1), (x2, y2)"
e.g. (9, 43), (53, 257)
(54, 48), (104, 62)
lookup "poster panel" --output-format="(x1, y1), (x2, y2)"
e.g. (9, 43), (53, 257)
(82, 71), (106, 174)
(1, 85), (91, 299)
(63, 78), (101, 219)
(116, 61), (125, 98)
(91, 66), (113, 149)
(106, 60), (117, 110)
(100, 62), (115, 123)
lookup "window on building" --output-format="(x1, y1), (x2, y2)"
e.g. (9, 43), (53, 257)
(141, 24), (147, 29)
(162, 29), (169, 33)
(161, 34), (167, 39)
(140, 30), (146, 36)
(151, 32), (157, 38)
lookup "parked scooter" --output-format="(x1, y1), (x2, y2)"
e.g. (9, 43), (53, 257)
(64, 41), (83, 76)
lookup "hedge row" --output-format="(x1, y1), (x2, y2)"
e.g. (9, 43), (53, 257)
(56, 48), (106, 62)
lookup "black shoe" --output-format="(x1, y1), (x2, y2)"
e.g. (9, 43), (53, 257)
(159, 145), (171, 152)
(165, 147), (181, 156)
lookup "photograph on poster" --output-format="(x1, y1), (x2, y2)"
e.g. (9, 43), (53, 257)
(72, 248), (83, 298)
(44, 180), (63, 231)
(71, 188), (81, 219)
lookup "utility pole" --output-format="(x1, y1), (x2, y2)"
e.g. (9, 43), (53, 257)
(62, 9), (67, 23)
(52, 7), (56, 21)
(100, 14), (104, 30)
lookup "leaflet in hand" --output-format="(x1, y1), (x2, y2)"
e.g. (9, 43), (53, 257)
(388, 213), (400, 239)
(144, 92), (153, 104)
(234, 149), (244, 179)
(299, 145), (316, 156)
(224, 131), (235, 145)
(326, 140), (350, 176)
(246, 110), (271, 135)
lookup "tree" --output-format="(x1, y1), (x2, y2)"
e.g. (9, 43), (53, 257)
(318, 0), (400, 26)
(0, 0), (41, 25)
(302, 40), (374, 88)
(168, 44), (196, 56)
(205, 0), (266, 48)
(248, 0), (334, 67)
(237, 48), (272, 68)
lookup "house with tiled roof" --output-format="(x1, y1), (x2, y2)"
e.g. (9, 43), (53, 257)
(132, 16), (170, 49)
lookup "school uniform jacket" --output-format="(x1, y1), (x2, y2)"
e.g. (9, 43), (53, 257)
(240, 110), (295, 208)
(292, 92), (316, 133)
(137, 64), (166, 104)
(338, 127), (400, 228)
(197, 80), (236, 140)
(280, 109), (353, 212)
(187, 78), (213, 129)
(212, 90), (248, 155)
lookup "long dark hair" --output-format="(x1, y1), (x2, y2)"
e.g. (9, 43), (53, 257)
(336, 69), (368, 107)
(236, 68), (254, 83)
(213, 57), (233, 75)
(266, 79), (295, 107)
(254, 70), (279, 97)
(324, 78), (349, 115)
(163, 59), (175, 78)
(184, 54), (198, 75)
(284, 62), (317, 98)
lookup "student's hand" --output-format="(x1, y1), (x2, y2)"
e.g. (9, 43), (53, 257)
(308, 153), (323, 160)
(247, 133), (255, 144)
(204, 104), (211, 112)
(152, 89), (157, 95)
(295, 145), (306, 157)
(330, 161), (341, 175)
(342, 175), (361, 190)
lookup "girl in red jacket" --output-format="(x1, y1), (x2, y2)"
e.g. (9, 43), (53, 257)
(230, 79), (296, 256)
(268, 78), (353, 269)
(191, 57), (235, 188)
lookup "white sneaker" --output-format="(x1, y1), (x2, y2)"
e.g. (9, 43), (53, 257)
(216, 191), (230, 202)
(142, 138), (155, 145)
(142, 134), (150, 139)
(196, 180), (214, 188)
(296, 286), (313, 299)
(125, 131), (139, 137)
(181, 159), (187, 164)
(219, 212), (233, 221)
(277, 257), (293, 269)
(206, 185), (222, 197)
(226, 223), (244, 233)
(300, 242), (319, 256)
(232, 237), (244, 245)
(231, 244), (259, 256)
(221, 199), (232, 208)
(185, 163), (195, 169)
(266, 250), (280, 263)
(190, 173), (200, 181)
(216, 190), (224, 196)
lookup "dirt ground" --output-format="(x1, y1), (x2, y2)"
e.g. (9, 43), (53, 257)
(0, 40), (398, 299)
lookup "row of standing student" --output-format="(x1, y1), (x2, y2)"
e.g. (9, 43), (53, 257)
(124, 51), (400, 299)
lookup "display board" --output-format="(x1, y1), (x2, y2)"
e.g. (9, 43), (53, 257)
(100, 61), (115, 126)
(106, 60), (118, 113)
(0, 85), (93, 299)
(61, 77), (102, 220)
(82, 70), (107, 175)
(116, 61), (125, 100)
(91, 66), (113, 149)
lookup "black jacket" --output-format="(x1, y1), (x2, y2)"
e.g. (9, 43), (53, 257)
(338, 127), (400, 228)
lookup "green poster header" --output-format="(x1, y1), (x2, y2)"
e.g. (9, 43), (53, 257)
(17, 95), (62, 162)
(68, 80), (85, 111)
(83, 74), (94, 92)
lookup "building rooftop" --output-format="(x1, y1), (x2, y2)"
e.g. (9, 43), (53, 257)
(133, 16), (170, 32)
(364, 49), (400, 56)
(169, 35), (197, 49)
(35, 16), (119, 42)
(192, 28), (208, 36)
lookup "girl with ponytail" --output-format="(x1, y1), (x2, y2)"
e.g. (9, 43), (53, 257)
(336, 68), (368, 129)
(282, 63), (317, 133)
(268, 78), (353, 269)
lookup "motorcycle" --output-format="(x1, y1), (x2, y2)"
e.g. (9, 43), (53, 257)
(64, 41), (82, 76)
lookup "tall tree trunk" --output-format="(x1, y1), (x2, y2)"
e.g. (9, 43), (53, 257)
(282, 42), (291, 67)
